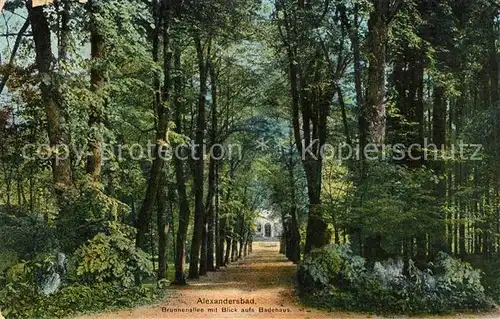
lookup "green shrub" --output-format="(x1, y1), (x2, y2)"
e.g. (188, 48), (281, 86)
(480, 258), (500, 303)
(298, 245), (494, 314)
(0, 282), (165, 319)
(0, 221), (160, 319)
(0, 207), (57, 260)
(434, 252), (490, 310)
(0, 251), (18, 273)
(72, 222), (153, 287)
(297, 244), (343, 292)
(55, 182), (131, 253)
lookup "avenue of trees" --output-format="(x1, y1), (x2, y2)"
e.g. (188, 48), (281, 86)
(0, 0), (499, 317)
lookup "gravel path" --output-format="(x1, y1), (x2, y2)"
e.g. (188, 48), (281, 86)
(75, 242), (500, 319)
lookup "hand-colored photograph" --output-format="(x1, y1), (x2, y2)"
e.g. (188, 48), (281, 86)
(1, 0), (500, 318)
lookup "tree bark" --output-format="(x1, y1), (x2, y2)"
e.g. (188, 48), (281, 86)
(188, 35), (209, 279)
(86, 0), (106, 181)
(206, 61), (218, 272)
(362, 0), (390, 148)
(28, 2), (73, 190)
(157, 171), (168, 280)
(172, 48), (191, 285)
(430, 84), (447, 256)
(136, 0), (172, 251)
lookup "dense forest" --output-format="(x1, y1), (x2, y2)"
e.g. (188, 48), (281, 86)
(0, 0), (499, 318)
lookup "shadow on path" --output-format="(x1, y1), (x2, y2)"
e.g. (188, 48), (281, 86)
(75, 242), (500, 319)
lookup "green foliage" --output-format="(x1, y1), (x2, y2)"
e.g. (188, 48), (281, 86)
(297, 245), (343, 291)
(432, 252), (489, 310)
(0, 226), (159, 319)
(0, 251), (18, 274)
(0, 282), (164, 319)
(56, 182), (130, 253)
(348, 162), (442, 257)
(72, 222), (153, 287)
(298, 245), (494, 314)
(0, 207), (58, 259)
(479, 258), (500, 304)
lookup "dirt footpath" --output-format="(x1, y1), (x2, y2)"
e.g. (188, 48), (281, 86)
(75, 242), (500, 319)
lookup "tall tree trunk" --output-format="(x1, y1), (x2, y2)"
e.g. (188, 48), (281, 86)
(287, 133), (300, 263)
(28, 1), (73, 190)
(157, 171), (168, 280)
(86, 0), (106, 181)
(231, 234), (238, 262)
(200, 221), (208, 275)
(215, 161), (222, 269)
(430, 84), (447, 256)
(286, 51), (330, 253)
(188, 35), (209, 279)
(136, 0), (172, 251)
(206, 62), (218, 272)
(361, 0), (390, 149)
(279, 3), (332, 253)
(359, 0), (403, 260)
(224, 236), (231, 265)
(172, 48), (191, 285)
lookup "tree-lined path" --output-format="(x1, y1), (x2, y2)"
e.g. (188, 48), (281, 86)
(77, 243), (371, 319)
(76, 243), (500, 319)
(2, 0), (500, 317)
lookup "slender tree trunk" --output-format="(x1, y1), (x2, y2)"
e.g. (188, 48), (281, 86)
(430, 85), (447, 256)
(172, 48), (191, 285)
(189, 35), (209, 279)
(200, 222), (208, 275)
(231, 234), (238, 262)
(157, 171), (168, 280)
(28, 1), (73, 190)
(287, 133), (300, 263)
(135, 0), (172, 251)
(224, 237), (231, 265)
(206, 62), (218, 272)
(86, 0), (106, 180)
(215, 162), (222, 269)
(280, 6), (332, 253)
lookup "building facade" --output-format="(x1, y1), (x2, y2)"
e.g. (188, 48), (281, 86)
(254, 210), (282, 241)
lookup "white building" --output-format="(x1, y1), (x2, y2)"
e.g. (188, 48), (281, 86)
(254, 210), (282, 241)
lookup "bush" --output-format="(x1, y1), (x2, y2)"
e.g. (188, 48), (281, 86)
(0, 281), (165, 319)
(0, 207), (57, 260)
(480, 258), (500, 303)
(297, 245), (343, 292)
(297, 245), (494, 314)
(72, 222), (153, 287)
(433, 252), (490, 310)
(55, 182), (131, 253)
(0, 221), (160, 319)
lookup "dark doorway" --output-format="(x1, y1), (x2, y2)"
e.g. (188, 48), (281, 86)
(264, 223), (271, 237)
